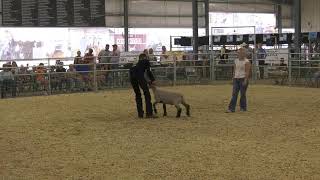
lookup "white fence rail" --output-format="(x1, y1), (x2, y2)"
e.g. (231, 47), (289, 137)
(0, 52), (319, 98)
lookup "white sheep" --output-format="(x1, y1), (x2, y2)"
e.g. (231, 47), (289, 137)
(150, 84), (190, 118)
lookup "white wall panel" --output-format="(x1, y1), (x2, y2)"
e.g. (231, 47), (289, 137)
(301, 0), (320, 32)
(209, 3), (274, 13)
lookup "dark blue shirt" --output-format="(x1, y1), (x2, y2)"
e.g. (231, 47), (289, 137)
(130, 59), (155, 82)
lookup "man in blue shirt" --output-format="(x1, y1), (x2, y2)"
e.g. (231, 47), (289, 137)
(256, 43), (267, 79)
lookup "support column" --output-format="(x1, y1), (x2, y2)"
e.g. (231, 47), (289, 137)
(204, 0), (209, 37)
(192, 0), (199, 55)
(124, 0), (129, 52)
(294, 0), (301, 54)
(277, 4), (282, 34)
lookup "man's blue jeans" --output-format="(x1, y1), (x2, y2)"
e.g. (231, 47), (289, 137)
(228, 78), (248, 112)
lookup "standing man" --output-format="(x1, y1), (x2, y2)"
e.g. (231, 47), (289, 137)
(219, 45), (228, 64)
(74, 51), (83, 65)
(160, 46), (169, 63)
(111, 44), (120, 69)
(98, 44), (111, 84)
(111, 44), (121, 86)
(226, 48), (251, 113)
(130, 53), (157, 119)
(82, 48), (94, 90)
(98, 44), (111, 70)
(256, 43), (267, 79)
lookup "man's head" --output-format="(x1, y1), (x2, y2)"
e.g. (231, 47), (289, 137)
(12, 61), (17, 67)
(240, 42), (247, 49)
(112, 44), (118, 51)
(38, 63), (45, 69)
(162, 46), (166, 52)
(143, 49), (148, 55)
(149, 48), (154, 54)
(258, 43), (263, 48)
(77, 50), (81, 56)
(105, 44), (110, 51)
(238, 48), (247, 60)
(88, 48), (93, 54)
(139, 53), (147, 61)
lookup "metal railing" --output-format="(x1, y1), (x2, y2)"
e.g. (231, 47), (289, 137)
(0, 52), (319, 98)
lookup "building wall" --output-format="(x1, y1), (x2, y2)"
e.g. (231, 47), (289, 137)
(301, 0), (320, 32)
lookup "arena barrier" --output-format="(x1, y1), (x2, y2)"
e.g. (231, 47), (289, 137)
(0, 52), (319, 98)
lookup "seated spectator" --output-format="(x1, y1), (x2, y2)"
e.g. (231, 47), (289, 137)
(268, 59), (288, 85)
(74, 51), (83, 65)
(160, 46), (171, 67)
(143, 49), (149, 56)
(67, 64), (82, 91)
(0, 64), (17, 98)
(312, 64), (320, 87)
(35, 63), (48, 94)
(16, 65), (30, 93)
(55, 60), (67, 91)
(148, 48), (157, 62)
(11, 61), (19, 75)
(279, 59), (287, 71)
(80, 49), (94, 90)
(219, 45), (228, 64)
(84, 48), (95, 70)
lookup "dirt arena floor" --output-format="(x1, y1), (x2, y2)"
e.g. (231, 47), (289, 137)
(0, 85), (320, 179)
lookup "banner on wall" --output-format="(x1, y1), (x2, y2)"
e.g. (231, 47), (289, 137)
(265, 49), (289, 65)
(114, 34), (147, 52)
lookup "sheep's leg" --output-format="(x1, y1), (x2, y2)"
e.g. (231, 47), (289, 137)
(182, 97), (190, 116)
(182, 101), (190, 117)
(153, 102), (158, 114)
(163, 104), (167, 117)
(175, 104), (182, 118)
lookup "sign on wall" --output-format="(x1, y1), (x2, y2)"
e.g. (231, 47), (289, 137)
(265, 49), (289, 65)
(1, 0), (105, 27)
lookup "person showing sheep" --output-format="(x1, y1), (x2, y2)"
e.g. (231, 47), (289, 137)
(226, 47), (251, 113)
(129, 53), (157, 119)
(150, 84), (190, 118)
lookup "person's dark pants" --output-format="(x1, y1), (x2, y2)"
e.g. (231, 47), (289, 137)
(228, 78), (248, 112)
(259, 66), (264, 79)
(130, 75), (153, 118)
(1, 79), (17, 98)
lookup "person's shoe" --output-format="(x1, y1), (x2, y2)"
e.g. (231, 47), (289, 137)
(145, 114), (158, 119)
(225, 110), (235, 113)
(240, 109), (247, 112)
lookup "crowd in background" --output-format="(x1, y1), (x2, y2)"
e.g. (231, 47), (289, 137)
(0, 43), (175, 98)
(1, 42), (320, 98)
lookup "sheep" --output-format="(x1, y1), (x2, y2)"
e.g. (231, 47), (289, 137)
(150, 84), (190, 118)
